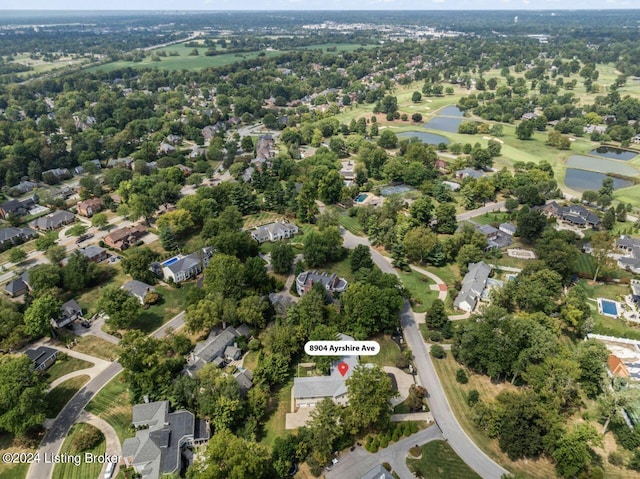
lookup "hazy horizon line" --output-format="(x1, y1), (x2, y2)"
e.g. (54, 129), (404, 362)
(1, 7), (639, 11)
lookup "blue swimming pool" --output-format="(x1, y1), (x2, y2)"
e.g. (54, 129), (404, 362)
(601, 299), (618, 316)
(162, 256), (180, 267)
(354, 194), (368, 203)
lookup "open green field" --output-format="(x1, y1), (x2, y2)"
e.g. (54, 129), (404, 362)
(366, 334), (404, 369)
(52, 423), (106, 479)
(45, 375), (90, 419)
(294, 43), (377, 53)
(0, 432), (34, 479)
(261, 380), (292, 447)
(399, 269), (437, 313)
(86, 373), (134, 443)
(407, 440), (481, 479)
(136, 284), (193, 333)
(89, 49), (285, 72)
(45, 356), (93, 383)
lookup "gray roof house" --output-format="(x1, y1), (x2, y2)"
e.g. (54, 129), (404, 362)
(250, 222), (299, 243)
(543, 201), (600, 227)
(499, 223), (516, 236)
(53, 299), (82, 328)
(122, 401), (209, 479)
(106, 157), (134, 169)
(615, 235), (640, 273)
(453, 261), (492, 313)
(0, 227), (37, 248)
(0, 197), (36, 219)
(185, 325), (249, 376)
(154, 247), (213, 283)
(361, 464), (395, 479)
(4, 277), (29, 297)
(296, 271), (348, 296)
(25, 346), (58, 372)
(29, 210), (75, 231)
(122, 280), (156, 305)
(455, 168), (485, 180)
(233, 369), (254, 394)
(293, 334), (359, 409)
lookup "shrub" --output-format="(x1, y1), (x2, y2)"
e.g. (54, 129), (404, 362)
(429, 330), (442, 342)
(392, 430), (400, 442)
(430, 344), (445, 359)
(248, 339), (261, 351)
(380, 437), (389, 448)
(456, 368), (469, 384)
(403, 422), (412, 437)
(608, 451), (624, 467)
(409, 446), (421, 457)
(467, 389), (480, 406)
(409, 422), (419, 434)
(70, 425), (102, 453)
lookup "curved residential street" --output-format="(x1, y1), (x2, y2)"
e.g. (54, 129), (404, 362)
(341, 229), (509, 478)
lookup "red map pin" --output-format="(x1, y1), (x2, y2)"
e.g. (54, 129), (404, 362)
(337, 362), (349, 377)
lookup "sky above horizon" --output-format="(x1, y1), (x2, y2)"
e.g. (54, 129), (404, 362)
(2, 1), (637, 11)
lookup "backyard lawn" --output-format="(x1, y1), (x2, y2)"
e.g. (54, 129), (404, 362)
(135, 284), (193, 333)
(261, 380), (292, 448)
(45, 355), (93, 383)
(366, 334), (404, 369)
(52, 423), (105, 479)
(53, 331), (121, 362)
(45, 375), (90, 418)
(337, 213), (365, 236)
(85, 374), (134, 443)
(407, 440), (481, 479)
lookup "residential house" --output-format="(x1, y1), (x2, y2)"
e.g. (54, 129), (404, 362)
(175, 164), (193, 176)
(250, 222), (299, 243)
(4, 277), (29, 297)
(9, 180), (37, 196)
(122, 401), (209, 479)
(42, 168), (71, 185)
(241, 166), (255, 183)
(0, 197), (36, 219)
(453, 261), (492, 313)
(339, 160), (356, 186)
(201, 125), (221, 142)
(361, 465), (395, 479)
(442, 181), (461, 191)
(584, 124), (607, 135)
(122, 280), (155, 305)
(293, 334), (359, 409)
(543, 201), (600, 228)
(455, 168), (485, 180)
(76, 198), (104, 217)
(631, 280), (640, 305)
(462, 221), (512, 250)
(499, 223), (516, 236)
(631, 134), (640, 145)
(296, 270), (348, 296)
(25, 346), (58, 372)
(615, 235), (640, 273)
(77, 245), (108, 263)
(166, 134), (182, 145)
(269, 292), (295, 315)
(255, 135), (275, 162)
(233, 369), (254, 394)
(608, 355), (630, 378)
(53, 299), (82, 328)
(153, 247), (213, 283)
(0, 227), (37, 248)
(158, 143), (176, 155)
(106, 157), (134, 169)
(185, 325), (250, 376)
(521, 112), (538, 121)
(29, 210), (75, 231)
(104, 225), (147, 251)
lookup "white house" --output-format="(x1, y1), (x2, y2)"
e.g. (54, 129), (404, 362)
(251, 222), (299, 243)
(153, 247), (213, 283)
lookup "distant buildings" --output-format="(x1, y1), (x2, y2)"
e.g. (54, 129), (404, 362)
(453, 261), (492, 313)
(296, 271), (348, 296)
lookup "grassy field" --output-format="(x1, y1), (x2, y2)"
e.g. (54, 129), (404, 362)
(53, 330), (121, 362)
(45, 375), (90, 419)
(85, 373), (134, 443)
(473, 211), (512, 226)
(136, 284), (193, 333)
(367, 334), (404, 369)
(317, 257), (358, 285)
(52, 423), (105, 479)
(0, 432), (35, 479)
(45, 356), (93, 383)
(407, 440), (481, 479)
(294, 43), (377, 53)
(337, 212), (365, 236)
(398, 269), (437, 313)
(261, 380), (292, 448)
(89, 49), (285, 72)
(243, 211), (288, 230)
(432, 353), (558, 478)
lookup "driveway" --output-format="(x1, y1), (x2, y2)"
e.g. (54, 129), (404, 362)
(324, 425), (443, 479)
(383, 366), (415, 406)
(76, 411), (122, 479)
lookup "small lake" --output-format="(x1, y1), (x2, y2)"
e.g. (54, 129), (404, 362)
(397, 131), (450, 145)
(588, 146), (638, 161)
(422, 116), (465, 133)
(566, 155), (638, 177)
(438, 106), (464, 117)
(564, 169), (633, 192)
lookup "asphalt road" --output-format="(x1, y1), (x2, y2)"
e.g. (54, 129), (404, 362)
(26, 311), (186, 479)
(455, 201), (506, 222)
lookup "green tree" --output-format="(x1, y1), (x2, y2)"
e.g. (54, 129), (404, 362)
(24, 293), (61, 337)
(404, 227), (438, 264)
(435, 202), (457, 234)
(350, 244), (374, 273)
(271, 243), (295, 275)
(63, 251), (94, 292)
(345, 365), (396, 434)
(204, 254), (245, 300)
(0, 355), (48, 435)
(28, 263), (62, 294)
(409, 196), (433, 225)
(516, 120), (535, 140)
(341, 282), (403, 339)
(91, 212), (109, 229)
(411, 91), (422, 103)
(8, 247), (26, 264)
(515, 207), (547, 242)
(159, 226), (179, 252)
(425, 299), (448, 331)
(305, 398), (344, 467)
(377, 130), (398, 149)
(45, 245), (67, 265)
(120, 247), (159, 284)
(34, 232), (57, 251)
(576, 339), (609, 399)
(97, 286), (141, 329)
(552, 424), (602, 478)
(590, 231), (614, 282)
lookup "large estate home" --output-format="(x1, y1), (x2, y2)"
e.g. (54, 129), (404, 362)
(250, 221), (299, 243)
(615, 235), (640, 273)
(453, 261), (492, 313)
(151, 247), (213, 283)
(296, 270), (348, 296)
(543, 201), (600, 228)
(29, 210), (75, 231)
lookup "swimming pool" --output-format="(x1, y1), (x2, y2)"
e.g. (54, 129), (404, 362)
(354, 194), (368, 203)
(600, 298), (619, 317)
(161, 256), (180, 267)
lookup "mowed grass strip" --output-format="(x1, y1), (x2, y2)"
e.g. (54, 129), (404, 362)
(45, 356), (94, 383)
(431, 353), (558, 478)
(261, 380), (292, 447)
(85, 374), (134, 443)
(52, 423), (106, 479)
(407, 440), (481, 479)
(45, 375), (90, 419)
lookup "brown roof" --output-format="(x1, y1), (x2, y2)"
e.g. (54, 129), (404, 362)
(77, 198), (104, 209)
(608, 354), (629, 378)
(105, 225), (146, 244)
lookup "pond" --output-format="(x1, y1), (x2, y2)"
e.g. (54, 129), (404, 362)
(566, 155), (639, 177)
(422, 116), (464, 133)
(397, 131), (450, 145)
(438, 106), (464, 117)
(588, 146), (638, 161)
(564, 168), (633, 192)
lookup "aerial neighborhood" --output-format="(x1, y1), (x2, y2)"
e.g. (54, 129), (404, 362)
(2, 8), (640, 479)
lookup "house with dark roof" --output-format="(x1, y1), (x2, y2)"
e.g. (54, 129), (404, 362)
(233, 369), (254, 394)
(250, 222), (299, 243)
(499, 223), (516, 236)
(185, 325), (249, 376)
(453, 261), (492, 313)
(455, 168), (485, 180)
(106, 157), (134, 169)
(122, 401), (209, 479)
(543, 201), (600, 228)
(42, 168), (72, 184)
(153, 247), (213, 283)
(296, 271), (348, 296)
(76, 245), (108, 264)
(293, 334), (359, 409)
(9, 180), (37, 196)
(4, 277), (29, 297)
(0, 197), (36, 219)
(122, 280), (156, 305)
(29, 210), (75, 231)
(52, 299), (82, 328)
(0, 227), (37, 248)
(76, 198), (104, 218)
(25, 346), (58, 372)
